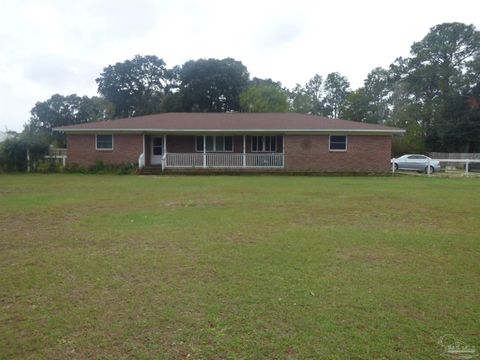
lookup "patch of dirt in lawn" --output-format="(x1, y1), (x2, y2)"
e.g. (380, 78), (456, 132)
(165, 198), (228, 208)
(336, 247), (414, 265)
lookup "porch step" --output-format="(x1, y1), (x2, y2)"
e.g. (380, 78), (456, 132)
(139, 167), (164, 175)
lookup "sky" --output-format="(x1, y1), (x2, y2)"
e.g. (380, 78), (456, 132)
(1, 0), (479, 131)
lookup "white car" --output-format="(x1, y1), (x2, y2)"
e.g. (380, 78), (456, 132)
(391, 154), (441, 173)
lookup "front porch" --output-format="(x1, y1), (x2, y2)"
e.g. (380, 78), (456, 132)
(139, 134), (285, 170)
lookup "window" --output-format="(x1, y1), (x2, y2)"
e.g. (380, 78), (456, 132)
(252, 136), (277, 152)
(152, 137), (163, 155)
(196, 136), (233, 152)
(329, 135), (347, 151)
(96, 134), (113, 150)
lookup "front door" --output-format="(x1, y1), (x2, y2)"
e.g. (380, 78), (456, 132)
(151, 136), (163, 165)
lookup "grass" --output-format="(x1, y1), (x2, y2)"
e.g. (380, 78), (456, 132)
(0, 174), (479, 359)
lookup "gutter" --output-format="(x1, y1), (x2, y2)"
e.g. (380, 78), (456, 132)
(54, 128), (406, 135)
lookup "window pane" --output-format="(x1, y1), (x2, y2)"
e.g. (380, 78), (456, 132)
(224, 136), (233, 151)
(252, 136), (258, 151)
(330, 136), (345, 143)
(153, 146), (162, 155)
(329, 135), (346, 150)
(215, 136), (224, 151)
(196, 136), (204, 151)
(206, 136), (214, 151)
(96, 135), (112, 149)
(330, 142), (346, 150)
(270, 136), (276, 152)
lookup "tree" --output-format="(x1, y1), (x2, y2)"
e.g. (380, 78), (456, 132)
(28, 94), (113, 146)
(239, 84), (289, 112)
(96, 55), (168, 117)
(341, 88), (370, 122)
(410, 23), (480, 94)
(323, 72), (350, 118)
(362, 67), (392, 123)
(177, 58), (250, 112)
(0, 131), (49, 172)
(288, 74), (324, 115)
(405, 23), (480, 150)
(289, 84), (316, 114)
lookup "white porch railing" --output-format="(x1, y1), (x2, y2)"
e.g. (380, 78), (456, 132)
(138, 153), (145, 169)
(164, 153), (284, 168)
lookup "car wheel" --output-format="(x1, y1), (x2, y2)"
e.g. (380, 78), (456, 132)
(394, 163), (398, 171)
(425, 166), (434, 174)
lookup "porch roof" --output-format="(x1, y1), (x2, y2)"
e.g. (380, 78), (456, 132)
(54, 112), (405, 135)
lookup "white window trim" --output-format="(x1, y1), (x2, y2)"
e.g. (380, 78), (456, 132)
(329, 135), (347, 152)
(195, 136), (234, 152)
(95, 134), (114, 151)
(251, 136), (277, 153)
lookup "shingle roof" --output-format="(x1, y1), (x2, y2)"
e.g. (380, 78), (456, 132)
(54, 112), (404, 134)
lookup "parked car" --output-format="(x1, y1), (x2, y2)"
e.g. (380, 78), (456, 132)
(391, 154), (441, 173)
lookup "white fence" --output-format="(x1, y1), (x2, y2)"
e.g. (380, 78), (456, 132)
(429, 153), (480, 170)
(392, 154), (480, 176)
(429, 153), (480, 160)
(164, 153), (284, 168)
(43, 148), (67, 167)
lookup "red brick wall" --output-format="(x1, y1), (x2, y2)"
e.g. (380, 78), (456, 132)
(67, 133), (392, 172)
(284, 135), (392, 173)
(67, 134), (143, 167)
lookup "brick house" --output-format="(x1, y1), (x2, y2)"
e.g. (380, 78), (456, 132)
(55, 113), (404, 173)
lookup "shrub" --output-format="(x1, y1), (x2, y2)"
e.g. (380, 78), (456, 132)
(35, 161), (62, 173)
(63, 163), (87, 173)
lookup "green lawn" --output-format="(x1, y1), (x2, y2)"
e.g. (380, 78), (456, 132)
(0, 174), (479, 359)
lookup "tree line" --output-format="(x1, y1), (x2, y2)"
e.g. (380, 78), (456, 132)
(1, 22), (479, 171)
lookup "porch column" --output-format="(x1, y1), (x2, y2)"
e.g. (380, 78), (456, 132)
(163, 135), (167, 170)
(243, 135), (246, 168)
(203, 135), (206, 168)
(282, 135), (285, 167)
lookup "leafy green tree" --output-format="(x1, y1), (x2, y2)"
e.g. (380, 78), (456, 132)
(289, 84), (316, 114)
(28, 94), (113, 146)
(410, 23), (480, 94)
(288, 74), (324, 115)
(323, 72), (350, 118)
(405, 22), (480, 150)
(240, 84), (289, 112)
(250, 77), (283, 88)
(0, 131), (49, 172)
(160, 92), (184, 112)
(178, 58), (250, 112)
(96, 55), (168, 117)
(363, 67), (392, 123)
(341, 88), (370, 122)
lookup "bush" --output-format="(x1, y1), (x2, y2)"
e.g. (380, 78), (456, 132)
(63, 161), (137, 175)
(63, 163), (87, 173)
(88, 160), (109, 174)
(0, 137), (49, 172)
(35, 161), (63, 173)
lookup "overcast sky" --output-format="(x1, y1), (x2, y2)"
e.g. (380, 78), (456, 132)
(1, 0), (479, 131)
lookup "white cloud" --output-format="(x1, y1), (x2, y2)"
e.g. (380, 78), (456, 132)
(0, 0), (479, 131)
